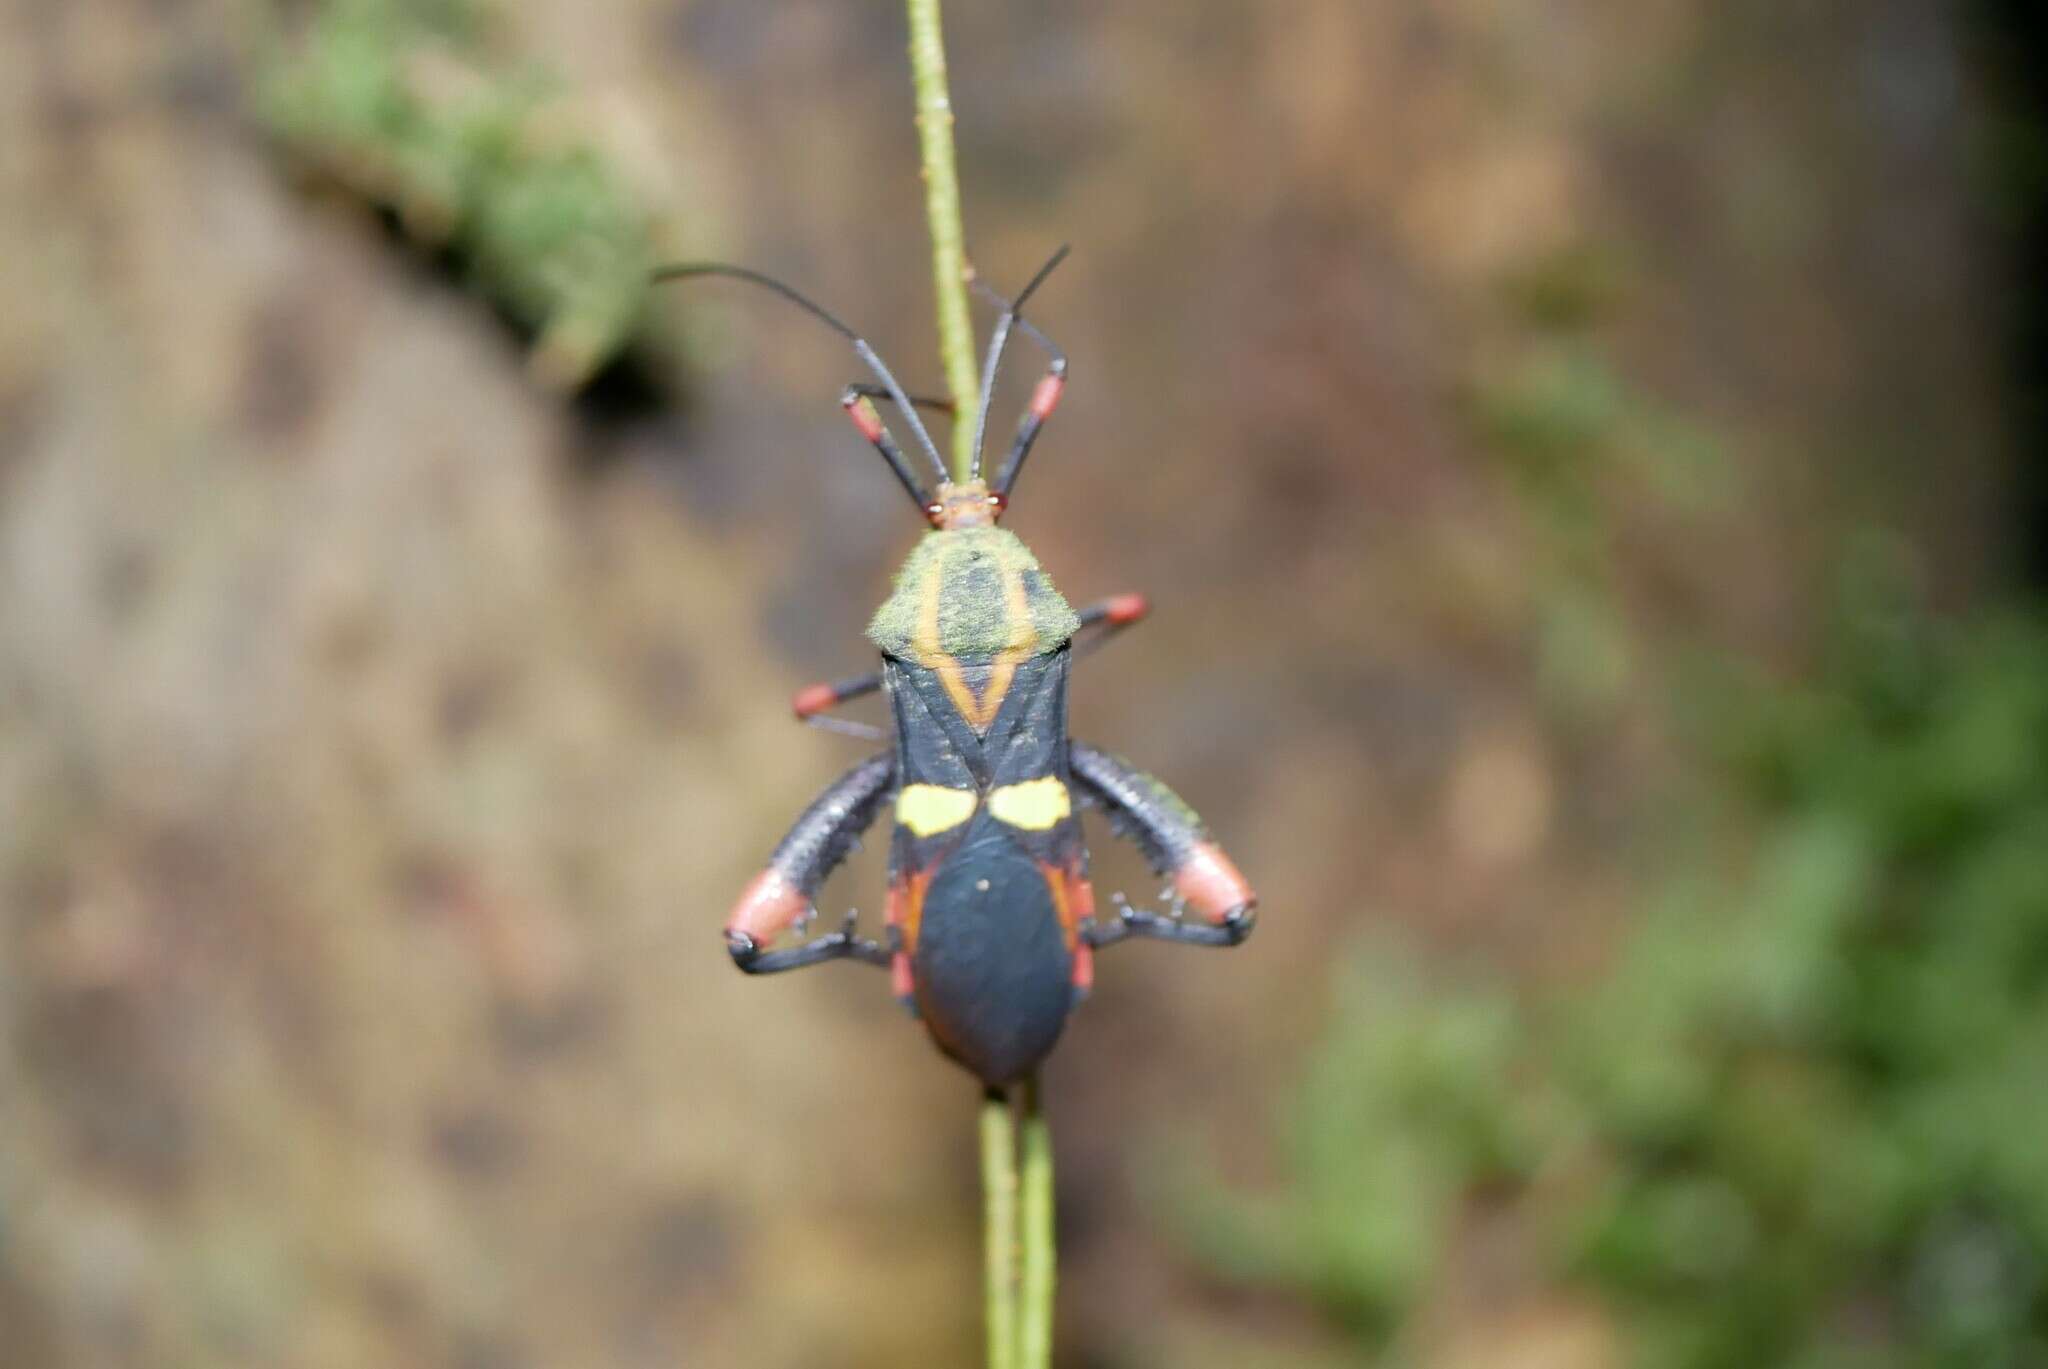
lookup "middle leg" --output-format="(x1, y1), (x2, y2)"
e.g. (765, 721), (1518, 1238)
(787, 592), (1144, 738)
(791, 670), (884, 739)
(1073, 593), (1150, 660)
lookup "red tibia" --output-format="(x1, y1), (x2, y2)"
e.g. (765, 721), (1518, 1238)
(1173, 842), (1256, 924)
(892, 950), (914, 999)
(726, 869), (810, 944)
(1104, 593), (1149, 627)
(1028, 373), (1066, 420)
(843, 396), (885, 443)
(792, 682), (838, 719)
(1069, 872), (1096, 992)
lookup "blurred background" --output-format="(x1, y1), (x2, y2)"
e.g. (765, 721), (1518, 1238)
(4, 1), (2046, 1365)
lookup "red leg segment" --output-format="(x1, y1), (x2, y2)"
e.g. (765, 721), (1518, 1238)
(1068, 741), (1258, 949)
(723, 753), (896, 974)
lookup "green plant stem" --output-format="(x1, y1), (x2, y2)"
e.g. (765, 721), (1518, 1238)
(905, 5), (1053, 1359)
(981, 1090), (1019, 1369)
(905, 0), (980, 482)
(1018, 1073), (1056, 1368)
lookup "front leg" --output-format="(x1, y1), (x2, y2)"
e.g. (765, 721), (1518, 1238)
(725, 752), (896, 973)
(1069, 742), (1257, 949)
(786, 593), (1146, 741)
(789, 669), (887, 741)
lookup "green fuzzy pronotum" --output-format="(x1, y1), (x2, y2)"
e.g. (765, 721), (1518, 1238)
(868, 528), (1080, 663)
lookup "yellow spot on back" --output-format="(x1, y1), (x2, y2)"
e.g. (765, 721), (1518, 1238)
(896, 784), (978, 837)
(988, 776), (1072, 831)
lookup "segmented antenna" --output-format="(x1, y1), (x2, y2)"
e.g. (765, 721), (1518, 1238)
(969, 244), (1071, 480)
(652, 263), (951, 496)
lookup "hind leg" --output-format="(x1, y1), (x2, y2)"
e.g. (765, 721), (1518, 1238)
(724, 752), (896, 973)
(1068, 742), (1257, 950)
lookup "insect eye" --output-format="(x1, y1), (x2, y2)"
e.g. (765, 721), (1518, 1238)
(987, 492), (1006, 511)
(925, 502), (946, 524)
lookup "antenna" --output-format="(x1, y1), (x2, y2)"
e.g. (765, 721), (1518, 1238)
(653, 263), (952, 496)
(969, 245), (1070, 480)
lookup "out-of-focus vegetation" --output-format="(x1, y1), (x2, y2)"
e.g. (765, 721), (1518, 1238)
(1466, 240), (1732, 714)
(256, 0), (681, 388)
(1176, 576), (2048, 1367)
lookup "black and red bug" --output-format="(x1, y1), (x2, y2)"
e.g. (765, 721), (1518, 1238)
(655, 248), (1256, 1086)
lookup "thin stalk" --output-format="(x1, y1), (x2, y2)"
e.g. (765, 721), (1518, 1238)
(980, 1089), (1020, 1369)
(1018, 1073), (1056, 1368)
(905, 6), (1053, 1360)
(905, 0), (980, 481)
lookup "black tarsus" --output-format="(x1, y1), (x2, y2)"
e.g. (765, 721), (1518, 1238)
(728, 911), (891, 974)
(803, 714), (888, 742)
(651, 262), (950, 507)
(1084, 905), (1255, 949)
(969, 245), (1072, 494)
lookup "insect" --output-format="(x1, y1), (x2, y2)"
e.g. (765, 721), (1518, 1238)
(654, 248), (1256, 1086)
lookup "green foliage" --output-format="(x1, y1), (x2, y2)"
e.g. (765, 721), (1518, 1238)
(1463, 247), (1731, 715)
(1178, 602), (2048, 1367)
(256, 0), (674, 388)
(1165, 948), (1554, 1334)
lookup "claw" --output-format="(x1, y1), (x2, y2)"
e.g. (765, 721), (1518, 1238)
(1219, 903), (1256, 945)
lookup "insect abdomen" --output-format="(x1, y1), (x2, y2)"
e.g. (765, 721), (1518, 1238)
(912, 813), (1074, 1085)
